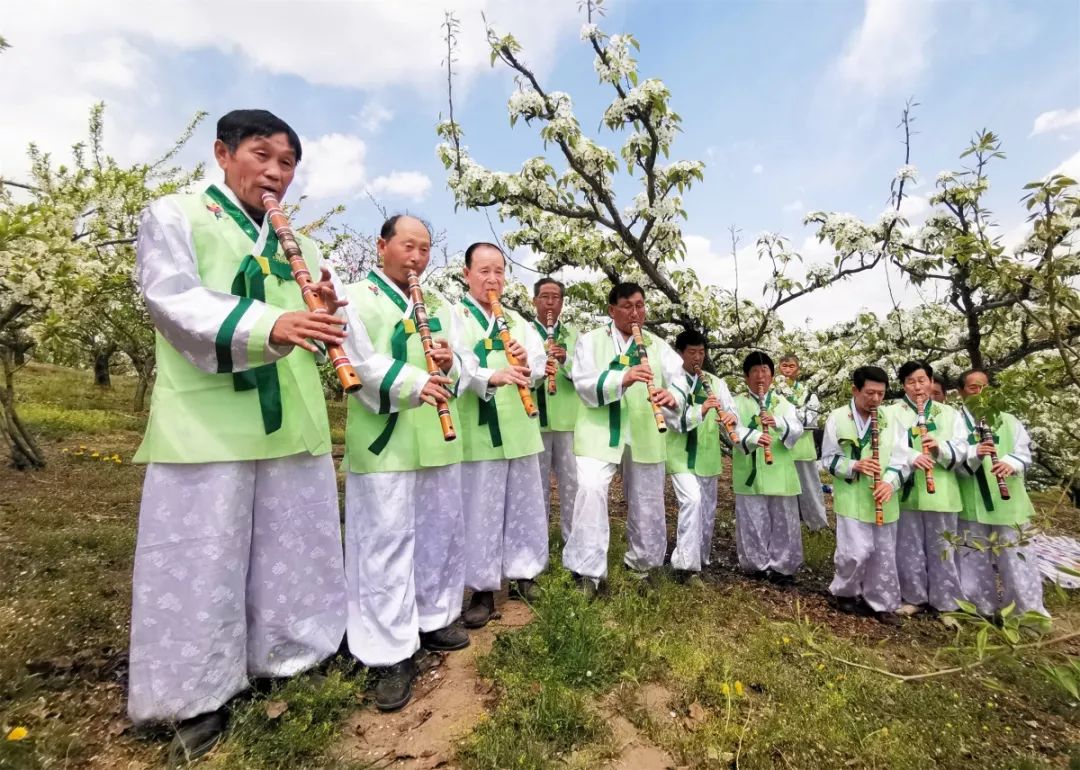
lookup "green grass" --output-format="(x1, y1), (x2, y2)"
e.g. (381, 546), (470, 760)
(204, 664), (367, 770)
(3, 362), (1080, 770)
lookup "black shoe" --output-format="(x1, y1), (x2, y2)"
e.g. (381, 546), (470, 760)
(745, 569), (770, 581)
(673, 569), (704, 587)
(875, 611), (903, 627)
(629, 569), (661, 596)
(766, 570), (796, 587)
(420, 624), (470, 652)
(834, 596), (862, 615)
(572, 572), (599, 600)
(373, 659), (417, 712)
(462, 591), (495, 629)
(167, 709), (227, 766)
(509, 578), (540, 603)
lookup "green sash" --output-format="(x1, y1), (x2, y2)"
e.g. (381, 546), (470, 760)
(209, 185), (291, 435)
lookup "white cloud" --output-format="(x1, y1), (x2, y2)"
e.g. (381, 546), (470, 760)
(369, 171), (432, 202)
(295, 134), (431, 202)
(357, 102), (394, 134)
(0, 0), (583, 179)
(5, 1), (581, 91)
(1049, 148), (1080, 180)
(835, 0), (935, 96)
(898, 193), (930, 223)
(296, 134), (369, 201)
(752, 163), (764, 175)
(1030, 107), (1080, 137)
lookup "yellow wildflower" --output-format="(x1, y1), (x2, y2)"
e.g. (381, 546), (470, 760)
(734, 681), (744, 697)
(6, 727), (28, 741)
(782, 636), (791, 644)
(61, 448), (69, 454)
(90, 451), (100, 458)
(721, 682), (730, 696)
(79, 445), (86, 450)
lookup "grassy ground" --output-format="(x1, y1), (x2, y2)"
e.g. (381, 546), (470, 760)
(1, 363), (1078, 769)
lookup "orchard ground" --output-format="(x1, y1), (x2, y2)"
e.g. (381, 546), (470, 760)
(1, 364), (1078, 770)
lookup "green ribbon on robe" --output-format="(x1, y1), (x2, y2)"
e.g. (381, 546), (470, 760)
(966, 419), (1001, 512)
(901, 399), (938, 502)
(741, 391), (775, 487)
(532, 320), (564, 428)
(474, 336), (506, 447)
(684, 378), (709, 471)
(208, 184), (291, 435)
(365, 270), (444, 455)
(598, 343), (640, 448)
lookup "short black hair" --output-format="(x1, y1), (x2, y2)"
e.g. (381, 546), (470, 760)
(742, 351), (774, 376)
(534, 277), (565, 298)
(464, 242), (505, 268)
(380, 214), (432, 241)
(853, 365), (889, 390)
(217, 109), (302, 162)
(779, 353), (799, 364)
(897, 359), (933, 383)
(958, 368), (989, 388)
(932, 373), (948, 390)
(608, 282), (646, 305)
(675, 329), (708, 351)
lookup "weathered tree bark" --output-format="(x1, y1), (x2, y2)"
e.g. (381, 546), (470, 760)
(93, 343), (116, 387)
(0, 349), (45, 470)
(131, 354), (155, 412)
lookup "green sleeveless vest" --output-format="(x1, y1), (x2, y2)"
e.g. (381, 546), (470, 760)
(532, 321), (583, 433)
(885, 399), (962, 513)
(573, 326), (669, 465)
(342, 272), (463, 473)
(134, 186), (330, 464)
(782, 381), (818, 462)
(957, 411), (1035, 525)
(731, 391), (800, 496)
(826, 406), (901, 524)
(666, 372), (724, 477)
(455, 297), (543, 461)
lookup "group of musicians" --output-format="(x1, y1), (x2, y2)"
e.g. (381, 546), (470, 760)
(126, 110), (1047, 762)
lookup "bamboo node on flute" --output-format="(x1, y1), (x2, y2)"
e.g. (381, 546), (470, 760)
(261, 192), (361, 393)
(487, 290), (539, 419)
(630, 323), (667, 434)
(407, 270), (456, 442)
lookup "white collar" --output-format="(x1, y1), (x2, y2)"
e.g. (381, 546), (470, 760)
(851, 399), (872, 438)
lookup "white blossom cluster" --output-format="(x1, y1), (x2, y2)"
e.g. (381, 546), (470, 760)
(593, 34), (637, 84)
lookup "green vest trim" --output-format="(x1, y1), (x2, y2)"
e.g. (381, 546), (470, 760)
(453, 298), (543, 461)
(957, 410), (1034, 525)
(573, 326), (668, 465)
(891, 399), (961, 512)
(205, 184), (295, 435)
(730, 391), (800, 496)
(827, 406), (901, 523)
(134, 188), (331, 464)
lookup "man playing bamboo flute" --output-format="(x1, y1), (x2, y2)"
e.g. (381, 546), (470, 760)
(730, 352), (805, 584)
(128, 110), (393, 761)
(954, 369), (1048, 617)
(823, 366), (913, 624)
(340, 215), (471, 712)
(532, 277), (582, 542)
(451, 243), (549, 628)
(888, 360), (967, 614)
(777, 354), (829, 532)
(666, 330), (737, 582)
(562, 282), (683, 597)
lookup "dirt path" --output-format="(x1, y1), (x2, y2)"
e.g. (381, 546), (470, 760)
(337, 594), (533, 769)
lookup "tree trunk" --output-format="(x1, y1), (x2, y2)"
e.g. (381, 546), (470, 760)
(0, 349), (45, 470)
(93, 345), (115, 387)
(132, 356), (155, 413)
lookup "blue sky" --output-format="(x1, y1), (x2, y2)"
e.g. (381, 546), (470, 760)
(3, 0), (1078, 327)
